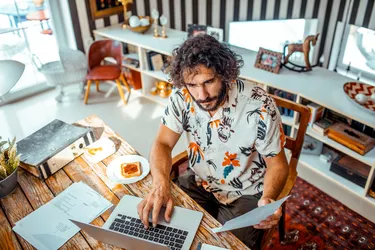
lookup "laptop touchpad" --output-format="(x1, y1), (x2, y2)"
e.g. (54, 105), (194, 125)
(148, 206), (168, 223)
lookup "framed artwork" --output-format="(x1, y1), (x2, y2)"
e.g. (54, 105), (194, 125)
(187, 24), (207, 38)
(89, 0), (123, 20)
(147, 52), (164, 71)
(206, 27), (224, 42)
(254, 47), (283, 74)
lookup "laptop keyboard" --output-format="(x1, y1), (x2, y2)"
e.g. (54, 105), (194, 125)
(109, 214), (189, 250)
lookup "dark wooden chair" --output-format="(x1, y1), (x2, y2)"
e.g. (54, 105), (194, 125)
(171, 94), (310, 249)
(84, 40), (131, 104)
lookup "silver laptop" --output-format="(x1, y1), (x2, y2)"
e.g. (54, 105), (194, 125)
(70, 195), (203, 250)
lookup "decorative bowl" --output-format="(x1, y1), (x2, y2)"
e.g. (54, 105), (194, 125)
(343, 82), (375, 113)
(125, 16), (153, 34)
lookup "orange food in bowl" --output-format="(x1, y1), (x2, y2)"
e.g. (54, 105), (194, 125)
(121, 162), (142, 178)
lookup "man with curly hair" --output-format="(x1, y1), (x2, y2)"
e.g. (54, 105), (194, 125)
(137, 34), (289, 249)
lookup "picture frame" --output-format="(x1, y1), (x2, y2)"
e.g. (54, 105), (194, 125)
(89, 0), (123, 20)
(254, 47), (283, 74)
(147, 51), (164, 71)
(187, 24), (207, 38)
(206, 27), (224, 42)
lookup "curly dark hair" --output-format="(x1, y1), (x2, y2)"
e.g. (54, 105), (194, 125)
(168, 34), (244, 88)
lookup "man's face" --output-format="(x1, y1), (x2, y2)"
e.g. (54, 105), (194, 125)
(183, 65), (227, 112)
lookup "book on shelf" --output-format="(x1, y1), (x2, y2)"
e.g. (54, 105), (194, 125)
(307, 102), (325, 126)
(17, 120), (96, 180)
(324, 109), (352, 125)
(147, 51), (164, 71)
(282, 124), (292, 137)
(350, 120), (375, 138)
(312, 118), (334, 136)
(270, 88), (296, 117)
(123, 57), (139, 68)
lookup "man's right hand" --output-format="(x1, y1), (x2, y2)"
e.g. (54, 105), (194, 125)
(136, 183), (174, 229)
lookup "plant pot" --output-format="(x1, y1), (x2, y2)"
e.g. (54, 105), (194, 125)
(0, 167), (19, 199)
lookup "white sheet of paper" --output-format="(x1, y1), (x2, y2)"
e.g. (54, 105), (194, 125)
(83, 137), (116, 164)
(201, 244), (229, 250)
(211, 196), (290, 233)
(13, 182), (113, 250)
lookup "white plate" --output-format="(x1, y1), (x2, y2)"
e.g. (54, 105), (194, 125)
(106, 155), (150, 184)
(83, 138), (116, 163)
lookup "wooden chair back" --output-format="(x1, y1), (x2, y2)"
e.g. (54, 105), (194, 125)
(260, 94), (310, 249)
(88, 40), (122, 70)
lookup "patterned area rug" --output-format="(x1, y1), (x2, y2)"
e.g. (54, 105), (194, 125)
(265, 177), (375, 250)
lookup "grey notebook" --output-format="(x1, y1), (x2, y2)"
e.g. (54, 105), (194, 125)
(17, 119), (95, 179)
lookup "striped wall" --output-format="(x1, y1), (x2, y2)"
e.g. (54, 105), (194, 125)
(71, 0), (375, 68)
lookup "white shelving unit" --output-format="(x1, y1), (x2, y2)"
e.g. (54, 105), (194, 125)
(280, 115), (294, 126)
(94, 24), (375, 223)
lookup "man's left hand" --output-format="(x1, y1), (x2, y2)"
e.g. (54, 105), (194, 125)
(253, 197), (282, 229)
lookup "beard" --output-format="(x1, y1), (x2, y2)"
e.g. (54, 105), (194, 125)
(190, 82), (228, 112)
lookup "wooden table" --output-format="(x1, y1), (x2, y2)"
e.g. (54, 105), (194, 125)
(0, 115), (249, 250)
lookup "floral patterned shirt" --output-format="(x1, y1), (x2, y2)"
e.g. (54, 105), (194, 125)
(162, 80), (286, 204)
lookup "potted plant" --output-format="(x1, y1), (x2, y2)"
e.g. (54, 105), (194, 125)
(0, 137), (20, 198)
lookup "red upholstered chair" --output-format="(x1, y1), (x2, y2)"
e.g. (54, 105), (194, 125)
(84, 40), (131, 104)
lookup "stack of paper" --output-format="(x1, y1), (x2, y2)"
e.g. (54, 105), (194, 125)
(13, 182), (113, 250)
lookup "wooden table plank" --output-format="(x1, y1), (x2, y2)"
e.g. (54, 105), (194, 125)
(45, 168), (120, 250)
(77, 115), (250, 250)
(1, 186), (38, 250)
(16, 168), (91, 249)
(0, 205), (22, 250)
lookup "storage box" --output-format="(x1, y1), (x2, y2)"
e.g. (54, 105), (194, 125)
(327, 123), (375, 155)
(330, 155), (371, 188)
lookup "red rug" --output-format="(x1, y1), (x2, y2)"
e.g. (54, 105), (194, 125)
(265, 177), (375, 250)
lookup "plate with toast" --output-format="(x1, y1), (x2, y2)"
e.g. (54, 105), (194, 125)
(106, 155), (150, 184)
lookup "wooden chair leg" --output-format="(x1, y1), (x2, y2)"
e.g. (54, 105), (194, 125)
(115, 79), (127, 104)
(84, 80), (92, 104)
(95, 80), (100, 92)
(278, 203), (286, 243)
(120, 74), (131, 92)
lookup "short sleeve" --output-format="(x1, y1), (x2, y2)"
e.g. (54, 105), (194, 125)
(161, 90), (184, 134)
(255, 95), (286, 158)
